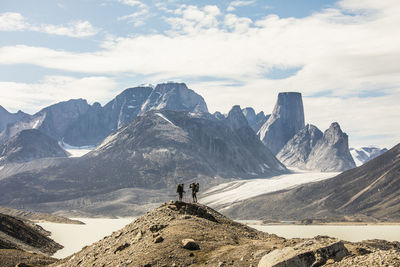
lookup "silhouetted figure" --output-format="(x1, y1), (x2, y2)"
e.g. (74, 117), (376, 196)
(190, 182), (199, 203)
(176, 183), (185, 202)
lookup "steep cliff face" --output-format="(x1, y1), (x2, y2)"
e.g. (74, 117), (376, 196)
(277, 123), (356, 172)
(0, 129), (68, 164)
(258, 92), (305, 154)
(305, 122), (356, 172)
(242, 107), (269, 133)
(277, 124), (323, 168)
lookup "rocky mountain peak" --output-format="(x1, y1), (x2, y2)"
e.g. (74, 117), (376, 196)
(258, 92), (305, 154)
(227, 105), (249, 130)
(0, 129), (68, 164)
(242, 107), (256, 124)
(141, 82), (208, 114)
(277, 122), (355, 172)
(323, 122), (347, 146)
(0, 106), (30, 133)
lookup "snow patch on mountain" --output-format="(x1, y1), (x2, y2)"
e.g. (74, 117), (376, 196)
(156, 113), (175, 126)
(59, 141), (94, 157)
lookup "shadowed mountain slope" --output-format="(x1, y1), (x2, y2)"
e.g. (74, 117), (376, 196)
(224, 143), (400, 221)
(0, 129), (68, 165)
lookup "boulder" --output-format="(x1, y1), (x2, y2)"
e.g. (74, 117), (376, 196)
(182, 239), (200, 250)
(258, 237), (348, 267)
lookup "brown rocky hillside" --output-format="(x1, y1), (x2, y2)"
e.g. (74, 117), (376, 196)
(52, 202), (400, 267)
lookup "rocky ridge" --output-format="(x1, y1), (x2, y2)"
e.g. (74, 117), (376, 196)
(0, 212), (62, 267)
(0, 129), (68, 165)
(258, 92), (305, 155)
(52, 202), (399, 267)
(277, 123), (356, 172)
(0, 82), (209, 147)
(241, 107), (269, 133)
(0, 105), (29, 133)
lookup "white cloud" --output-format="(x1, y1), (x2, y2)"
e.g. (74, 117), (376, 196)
(0, 0), (400, 146)
(0, 12), (30, 31)
(42, 21), (98, 37)
(166, 5), (221, 34)
(227, 0), (256, 12)
(116, 0), (146, 8)
(0, 76), (117, 114)
(0, 12), (98, 37)
(224, 14), (252, 32)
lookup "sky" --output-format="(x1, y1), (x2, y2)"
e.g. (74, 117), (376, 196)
(0, 0), (399, 149)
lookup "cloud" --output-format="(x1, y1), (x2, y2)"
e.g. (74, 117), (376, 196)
(0, 12), (98, 37)
(227, 0), (257, 12)
(0, 0), (400, 146)
(165, 5), (221, 34)
(0, 76), (117, 114)
(118, 6), (149, 27)
(116, 0), (146, 8)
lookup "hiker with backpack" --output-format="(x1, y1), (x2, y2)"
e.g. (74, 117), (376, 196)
(190, 182), (199, 203)
(176, 183), (185, 202)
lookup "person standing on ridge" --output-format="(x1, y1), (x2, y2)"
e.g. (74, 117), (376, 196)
(190, 182), (199, 203)
(176, 183), (185, 202)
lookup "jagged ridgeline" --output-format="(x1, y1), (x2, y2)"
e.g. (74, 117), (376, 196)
(0, 83), (287, 216)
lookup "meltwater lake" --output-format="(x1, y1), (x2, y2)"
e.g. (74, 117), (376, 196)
(38, 218), (400, 259)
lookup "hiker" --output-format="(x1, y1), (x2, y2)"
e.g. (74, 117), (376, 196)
(176, 183), (185, 202)
(190, 182), (199, 203)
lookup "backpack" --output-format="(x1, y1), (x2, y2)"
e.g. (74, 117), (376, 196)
(195, 183), (199, 193)
(176, 184), (183, 193)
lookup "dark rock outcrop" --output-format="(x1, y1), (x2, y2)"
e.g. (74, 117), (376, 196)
(223, 143), (400, 221)
(0, 129), (68, 164)
(258, 92), (305, 154)
(277, 123), (355, 172)
(0, 213), (62, 254)
(350, 146), (388, 167)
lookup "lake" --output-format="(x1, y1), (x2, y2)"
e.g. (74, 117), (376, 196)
(37, 217), (134, 259)
(251, 224), (400, 242)
(38, 218), (400, 259)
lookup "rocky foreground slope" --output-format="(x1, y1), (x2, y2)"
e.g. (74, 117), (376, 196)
(52, 202), (399, 267)
(0, 213), (62, 267)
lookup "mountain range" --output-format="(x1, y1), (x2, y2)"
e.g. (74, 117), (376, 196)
(0, 83), (208, 147)
(0, 105), (286, 215)
(0, 81), (387, 216)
